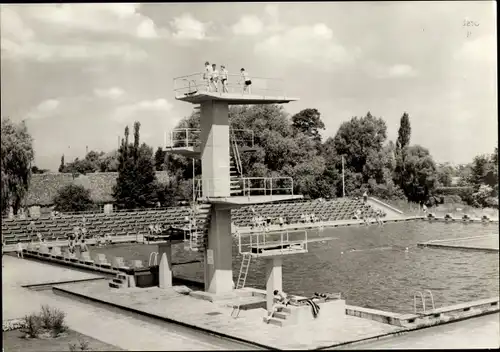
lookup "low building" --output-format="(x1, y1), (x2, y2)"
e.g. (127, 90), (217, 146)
(25, 171), (170, 216)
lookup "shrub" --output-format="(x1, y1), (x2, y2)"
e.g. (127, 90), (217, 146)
(22, 313), (42, 338)
(69, 338), (91, 351)
(39, 305), (68, 336)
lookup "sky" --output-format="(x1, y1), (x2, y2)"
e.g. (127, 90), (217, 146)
(1, 2), (497, 171)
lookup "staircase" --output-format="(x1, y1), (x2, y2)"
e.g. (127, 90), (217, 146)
(230, 129), (243, 196)
(264, 304), (294, 327)
(109, 273), (128, 289)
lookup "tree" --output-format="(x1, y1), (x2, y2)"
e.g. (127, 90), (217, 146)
(436, 163), (455, 187)
(31, 166), (49, 174)
(58, 155), (65, 173)
(53, 184), (94, 212)
(154, 147), (166, 171)
(396, 112), (411, 151)
(331, 112), (387, 177)
(291, 108), (325, 143)
(1, 118), (34, 215)
(399, 145), (437, 203)
(113, 122), (158, 209)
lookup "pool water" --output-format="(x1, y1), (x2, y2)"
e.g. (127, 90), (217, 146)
(94, 221), (499, 314)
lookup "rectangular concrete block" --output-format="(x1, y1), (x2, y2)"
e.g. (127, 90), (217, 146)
(112, 257), (125, 268)
(131, 260), (143, 268)
(50, 247), (62, 256)
(94, 253), (109, 265)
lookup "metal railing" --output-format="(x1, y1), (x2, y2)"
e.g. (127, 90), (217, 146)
(165, 128), (255, 149)
(230, 129), (243, 176)
(173, 72), (287, 99)
(237, 228), (308, 256)
(195, 177), (294, 199)
(166, 128), (201, 148)
(149, 252), (159, 266)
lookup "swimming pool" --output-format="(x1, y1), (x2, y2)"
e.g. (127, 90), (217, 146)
(94, 221), (499, 314)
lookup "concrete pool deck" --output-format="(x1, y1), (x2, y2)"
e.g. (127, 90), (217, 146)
(54, 279), (406, 350)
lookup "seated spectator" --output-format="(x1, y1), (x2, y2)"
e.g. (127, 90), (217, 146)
(16, 240), (24, 259)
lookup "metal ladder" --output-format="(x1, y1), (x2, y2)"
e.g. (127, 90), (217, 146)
(414, 289), (435, 314)
(231, 253), (252, 318)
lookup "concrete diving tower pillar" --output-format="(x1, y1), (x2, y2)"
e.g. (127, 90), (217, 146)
(173, 72), (299, 295)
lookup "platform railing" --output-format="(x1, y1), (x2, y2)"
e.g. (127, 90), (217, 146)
(238, 228), (308, 256)
(166, 128), (201, 148)
(165, 128), (254, 149)
(195, 177), (294, 199)
(173, 72), (287, 99)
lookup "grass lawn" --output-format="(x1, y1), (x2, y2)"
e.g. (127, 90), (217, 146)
(2, 328), (124, 352)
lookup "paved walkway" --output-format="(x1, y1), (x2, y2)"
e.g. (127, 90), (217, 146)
(56, 280), (404, 350)
(343, 312), (499, 349)
(2, 256), (254, 351)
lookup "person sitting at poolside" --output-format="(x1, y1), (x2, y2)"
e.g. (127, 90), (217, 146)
(220, 65), (229, 93)
(300, 214), (305, 223)
(265, 290), (290, 323)
(16, 240), (24, 259)
(278, 216), (284, 227)
(363, 191), (368, 203)
(240, 68), (252, 94)
(79, 239), (88, 254)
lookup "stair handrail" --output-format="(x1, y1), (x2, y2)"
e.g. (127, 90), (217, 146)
(230, 128), (243, 176)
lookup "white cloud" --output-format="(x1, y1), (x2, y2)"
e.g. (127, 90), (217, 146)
(232, 15), (264, 35)
(0, 4), (161, 62)
(94, 87), (125, 100)
(254, 23), (352, 69)
(113, 99), (173, 122)
(387, 64), (418, 78)
(26, 99), (60, 120)
(171, 13), (211, 41)
(453, 34), (496, 63)
(20, 4), (167, 39)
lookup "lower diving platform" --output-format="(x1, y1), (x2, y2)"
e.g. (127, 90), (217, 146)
(237, 228), (337, 258)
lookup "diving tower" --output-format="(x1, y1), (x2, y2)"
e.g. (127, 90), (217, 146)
(165, 71), (307, 314)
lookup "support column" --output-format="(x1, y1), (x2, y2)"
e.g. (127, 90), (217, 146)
(265, 257), (283, 313)
(204, 205), (233, 294)
(158, 242), (172, 288)
(200, 101), (230, 198)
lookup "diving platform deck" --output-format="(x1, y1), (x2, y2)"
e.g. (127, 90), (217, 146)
(175, 92), (299, 105)
(249, 240), (307, 256)
(201, 194), (304, 207)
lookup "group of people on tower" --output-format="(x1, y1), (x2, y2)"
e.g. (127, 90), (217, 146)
(203, 62), (252, 94)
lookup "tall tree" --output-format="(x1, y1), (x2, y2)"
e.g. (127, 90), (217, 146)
(331, 112), (387, 176)
(291, 108), (325, 143)
(113, 123), (158, 209)
(154, 147), (166, 171)
(399, 145), (437, 202)
(396, 112), (411, 151)
(1, 118), (34, 215)
(58, 155), (65, 173)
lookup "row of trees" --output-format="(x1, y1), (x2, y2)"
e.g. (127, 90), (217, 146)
(163, 106), (439, 204)
(1, 106), (498, 215)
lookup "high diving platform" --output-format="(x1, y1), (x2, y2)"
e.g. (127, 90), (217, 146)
(173, 73), (299, 105)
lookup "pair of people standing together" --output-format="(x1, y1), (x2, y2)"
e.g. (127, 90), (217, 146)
(203, 62), (252, 94)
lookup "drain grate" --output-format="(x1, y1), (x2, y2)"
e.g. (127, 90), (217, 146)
(206, 311), (222, 316)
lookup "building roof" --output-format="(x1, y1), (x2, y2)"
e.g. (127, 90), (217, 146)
(26, 171), (170, 206)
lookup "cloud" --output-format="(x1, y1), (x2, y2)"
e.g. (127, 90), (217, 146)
(21, 4), (167, 39)
(232, 15), (264, 35)
(254, 23), (353, 69)
(170, 13), (212, 41)
(387, 64), (418, 78)
(113, 98), (173, 122)
(453, 34), (496, 63)
(94, 87), (125, 100)
(0, 4), (161, 62)
(26, 99), (60, 120)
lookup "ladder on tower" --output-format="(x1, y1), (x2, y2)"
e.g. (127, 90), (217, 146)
(231, 253), (252, 318)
